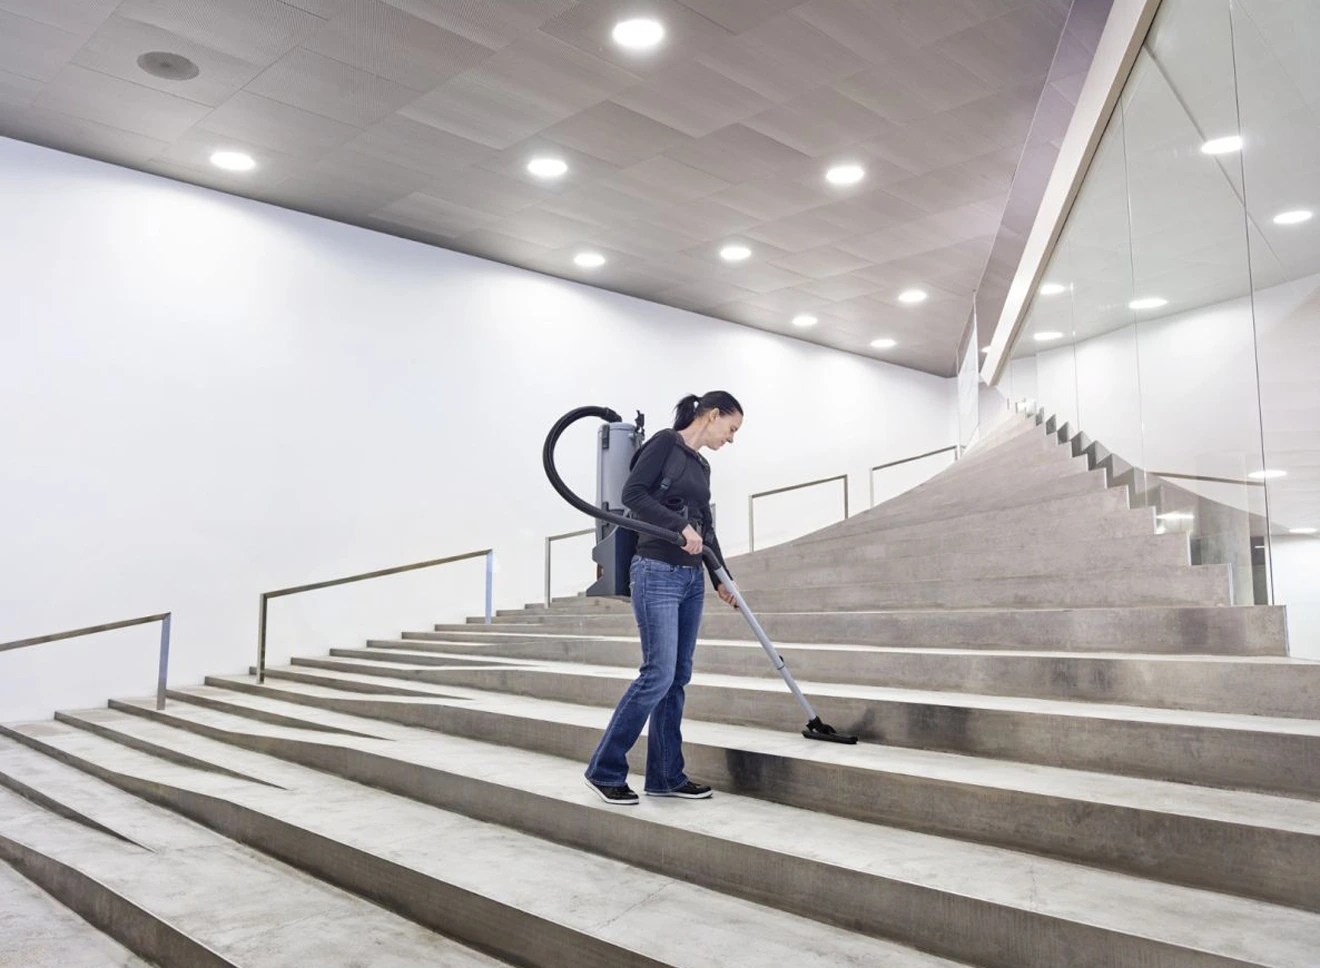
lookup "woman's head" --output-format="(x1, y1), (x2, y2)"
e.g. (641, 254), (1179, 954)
(673, 391), (743, 450)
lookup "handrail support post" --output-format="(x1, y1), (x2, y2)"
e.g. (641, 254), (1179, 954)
(485, 551), (494, 625)
(257, 595), (269, 684)
(155, 613), (172, 710)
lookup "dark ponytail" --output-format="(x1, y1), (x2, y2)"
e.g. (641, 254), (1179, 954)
(673, 390), (743, 431)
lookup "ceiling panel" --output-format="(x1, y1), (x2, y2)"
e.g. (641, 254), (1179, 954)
(370, 191), (500, 239)
(788, 1), (924, 63)
(243, 46), (422, 126)
(935, 4), (1063, 90)
(459, 31), (636, 117)
(71, 12), (266, 106)
(696, 13), (867, 101)
(767, 244), (875, 281)
(0, 68), (41, 107)
(1, 101), (168, 164)
(196, 89), (359, 157)
(381, 0), (578, 50)
(0, 0), (1082, 376)
(0, 10), (91, 83)
(400, 73), (571, 149)
(609, 154), (731, 201)
(611, 59), (769, 138)
(419, 166), (544, 218)
(539, 0), (733, 76)
(540, 99), (688, 166)
(302, 3), (493, 89)
(709, 175), (824, 222)
(663, 123), (811, 183)
(34, 64), (212, 140)
(0, 0), (121, 34)
(116, 0), (326, 62)
(344, 114), (493, 176)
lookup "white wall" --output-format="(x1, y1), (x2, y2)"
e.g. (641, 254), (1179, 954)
(1271, 536), (1320, 661)
(0, 137), (957, 722)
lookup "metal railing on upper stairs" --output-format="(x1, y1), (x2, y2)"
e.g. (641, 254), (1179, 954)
(869, 446), (961, 508)
(748, 474), (850, 552)
(0, 612), (173, 710)
(256, 548), (493, 684)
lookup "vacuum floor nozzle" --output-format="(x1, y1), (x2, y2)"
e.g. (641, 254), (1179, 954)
(803, 716), (858, 744)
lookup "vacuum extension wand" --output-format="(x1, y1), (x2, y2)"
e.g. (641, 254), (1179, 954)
(543, 406), (857, 745)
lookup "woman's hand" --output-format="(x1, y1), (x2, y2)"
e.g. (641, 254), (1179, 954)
(717, 584), (738, 608)
(680, 525), (703, 555)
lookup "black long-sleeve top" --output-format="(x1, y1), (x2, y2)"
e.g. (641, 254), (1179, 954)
(622, 428), (730, 589)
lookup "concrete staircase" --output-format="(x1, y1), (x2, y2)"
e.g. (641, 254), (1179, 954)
(3, 412), (1319, 968)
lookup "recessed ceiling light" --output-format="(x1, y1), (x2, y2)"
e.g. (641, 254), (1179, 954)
(719, 244), (752, 262)
(574, 252), (606, 268)
(870, 338), (897, 349)
(527, 157), (568, 178)
(791, 314), (818, 328)
(1249, 469), (1287, 480)
(898, 289), (927, 304)
(1034, 331), (1064, 342)
(825, 164), (865, 186)
(210, 150), (255, 172)
(1039, 282), (1068, 296)
(612, 18), (665, 49)
(1156, 511), (1196, 522)
(1201, 135), (1243, 155)
(1273, 209), (1313, 225)
(1128, 297), (1168, 310)
(980, 346), (991, 353)
(1289, 527), (1318, 535)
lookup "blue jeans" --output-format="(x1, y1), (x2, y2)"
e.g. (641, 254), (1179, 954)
(585, 555), (706, 792)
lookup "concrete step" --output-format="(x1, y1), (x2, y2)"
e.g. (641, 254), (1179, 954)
(722, 564), (1231, 610)
(901, 445), (1074, 502)
(778, 489), (1141, 556)
(0, 734), (510, 968)
(942, 420), (1057, 470)
(175, 679), (1320, 914)
(5, 716), (971, 968)
(752, 491), (1155, 564)
(864, 452), (1097, 517)
(35, 703), (1320, 967)
(868, 430), (1073, 499)
(0, 860), (151, 968)
(728, 531), (1190, 584)
(529, 559), (1231, 610)
(860, 452), (1091, 522)
(266, 658), (1320, 798)
(960, 415), (1046, 456)
(447, 604), (1288, 655)
(363, 637), (1320, 718)
(798, 470), (1114, 542)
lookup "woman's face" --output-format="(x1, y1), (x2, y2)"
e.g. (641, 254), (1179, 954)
(706, 410), (742, 450)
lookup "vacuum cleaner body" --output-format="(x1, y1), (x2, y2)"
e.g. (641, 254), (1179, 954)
(587, 415), (644, 598)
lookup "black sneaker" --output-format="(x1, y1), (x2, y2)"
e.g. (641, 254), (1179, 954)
(645, 781), (713, 799)
(584, 777), (639, 805)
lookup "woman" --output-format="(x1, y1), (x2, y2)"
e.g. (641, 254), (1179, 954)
(584, 391), (743, 805)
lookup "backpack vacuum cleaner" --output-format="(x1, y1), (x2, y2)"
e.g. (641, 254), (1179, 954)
(542, 405), (857, 745)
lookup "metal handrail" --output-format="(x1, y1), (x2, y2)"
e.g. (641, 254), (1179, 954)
(869, 445), (961, 507)
(256, 548), (493, 683)
(1, 613), (172, 710)
(748, 475), (849, 552)
(544, 528), (593, 606)
(1148, 471), (1266, 488)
